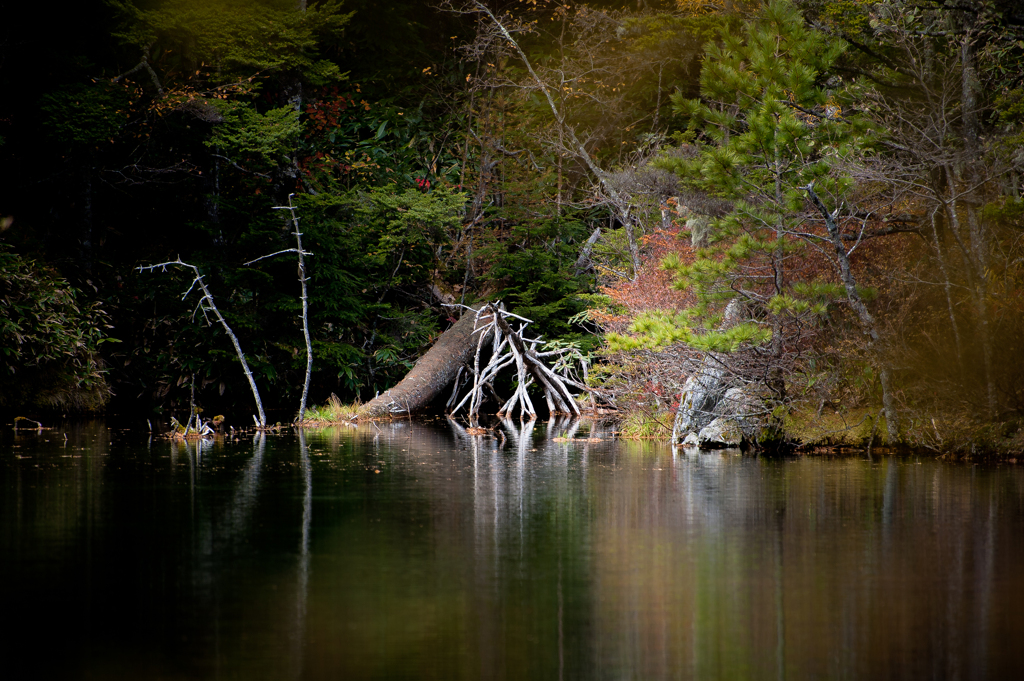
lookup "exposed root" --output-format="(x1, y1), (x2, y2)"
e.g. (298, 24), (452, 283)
(447, 301), (597, 422)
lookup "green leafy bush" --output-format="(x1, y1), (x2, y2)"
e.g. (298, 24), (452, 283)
(0, 248), (115, 410)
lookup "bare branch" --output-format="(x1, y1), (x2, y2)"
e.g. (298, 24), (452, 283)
(137, 257), (268, 427)
(244, 248), (304, 266)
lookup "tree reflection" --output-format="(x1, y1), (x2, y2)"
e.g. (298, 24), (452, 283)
(2, 423), (1023, 679)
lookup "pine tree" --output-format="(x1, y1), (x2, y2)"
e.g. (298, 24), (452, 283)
(616, 0), (901, 440)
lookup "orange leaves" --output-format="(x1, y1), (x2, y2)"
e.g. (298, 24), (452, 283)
(675, 0), (724, 17)
(598, 225), (696, 334)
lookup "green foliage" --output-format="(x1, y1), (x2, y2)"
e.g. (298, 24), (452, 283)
(632, 0), (864, 353)
(619, 407), (674, 439)
(351, 186), (466, 285)
(981, 197), (1024, 229)
(106, 0), (353, 181)
(570, 293), (629, 324)
(40, 82), (131, 149)
(208, 103), (302, 168)
(125, 195), (448, 410)
(0, 249), (114, 410)
(608, 309), (692, 351)
(302, 393), (359, 423)
(5, 0), (483, 417)
(301, 87), (465, 191)
(109, 0), (351, 86)
(818, 0), (875, 38)
(480, 214), (593, 339)
(622, 11), (735, 51)
(291, 187), (466, 396)
(610, 307), (771, 353)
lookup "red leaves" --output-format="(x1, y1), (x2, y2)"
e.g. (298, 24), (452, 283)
(304, 90), (357, 137)
(596, 225), (695, 334)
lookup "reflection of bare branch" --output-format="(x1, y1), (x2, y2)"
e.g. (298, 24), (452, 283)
(293, 429), (312, 671)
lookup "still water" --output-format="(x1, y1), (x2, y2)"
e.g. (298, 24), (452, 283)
(2, 419), (1023, 680)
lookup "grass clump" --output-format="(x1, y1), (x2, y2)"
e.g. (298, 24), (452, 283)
(618, 408), (674, 439)
(302, 394), (360, 423)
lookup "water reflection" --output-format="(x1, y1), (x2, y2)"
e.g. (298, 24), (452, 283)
(294, 429), (312, 681)
(1, 421), (1023, 679)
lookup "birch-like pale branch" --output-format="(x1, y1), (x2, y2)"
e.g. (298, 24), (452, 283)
(244, 248), (312, 266)
(137, 256), (268, 427)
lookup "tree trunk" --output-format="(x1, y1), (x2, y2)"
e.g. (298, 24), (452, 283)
(959, 18), (980, 156)
(928, 209), (964, 371)
(357, 305), (493, 419)
(940, 167), (997, 417)
(574, 225), (602, 274)
(806, 185), (900, 441)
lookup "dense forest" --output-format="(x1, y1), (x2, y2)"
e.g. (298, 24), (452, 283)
(2, 0), (1022, 454)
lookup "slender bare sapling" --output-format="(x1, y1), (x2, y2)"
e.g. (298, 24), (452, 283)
(248, 193), (314, 421)
(137, 257), (268, 427)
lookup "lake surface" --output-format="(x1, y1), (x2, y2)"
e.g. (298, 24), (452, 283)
(2, 419), (1023, 680)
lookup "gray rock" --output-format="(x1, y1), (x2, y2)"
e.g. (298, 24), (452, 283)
(673, 362), (727, 436)
(698, 417), (743, 449)
(671, 300), (748, 439)
(683, 432), (699, 446)
(717, 385), (770, 438)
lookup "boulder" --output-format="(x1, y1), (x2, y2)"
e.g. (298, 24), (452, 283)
(682, 432), (699, 446)
(716, 385), (770, 438)
(698, 417), (743, 449)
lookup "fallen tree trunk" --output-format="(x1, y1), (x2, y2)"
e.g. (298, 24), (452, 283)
(356, 304), (493, 419)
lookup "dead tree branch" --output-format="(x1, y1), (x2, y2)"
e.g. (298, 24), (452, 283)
(137, 257), (268, 427)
